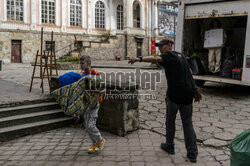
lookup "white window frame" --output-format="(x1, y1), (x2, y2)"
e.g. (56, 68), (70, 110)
(6, 0), (24, 21)
(4, 0), (27, 23)
(40, 0), (56, 24)
(131, 0), (145, 29)
(69, 0), (82, 26)
(133, 1), (141, 28)
(116, 4), (123, 30)
(68, 0), (85, 28)
(95, 0), (106, 29)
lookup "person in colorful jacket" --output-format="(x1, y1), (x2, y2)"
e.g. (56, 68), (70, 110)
(78, 55), (105, 154)
(52, 55), (105, 154)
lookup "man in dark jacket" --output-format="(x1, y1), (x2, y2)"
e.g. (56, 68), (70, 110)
(128, 39), (202, 163)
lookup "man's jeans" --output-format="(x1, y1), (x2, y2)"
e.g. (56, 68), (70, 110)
(165, 98), (198, 155)
(81, 104), (102, 144)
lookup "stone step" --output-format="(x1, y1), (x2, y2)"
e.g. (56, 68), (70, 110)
(0, 97), (55, 109)
(0, 117), (75, 142)
(0, 102), (60, 118)
(0, 109), (65, 128)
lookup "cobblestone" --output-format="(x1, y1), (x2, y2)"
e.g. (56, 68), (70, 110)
(2, 63), (250, 165)
(214, 132), (236, 141)
(215, 154), (230, 161)
(0, 128), (229, 165)
(203, 139), (228, 147)
(202, 126), (223, 134)
(213, 122), (232, 129)
(197, 132), (213, 141)
(145, 121), (162, 128)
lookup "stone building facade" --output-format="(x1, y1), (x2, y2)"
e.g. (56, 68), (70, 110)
(0, 0), (173, 63)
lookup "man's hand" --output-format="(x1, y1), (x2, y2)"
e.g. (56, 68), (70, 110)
(128, 57), (140, 65)
(194, 88), (202, 102)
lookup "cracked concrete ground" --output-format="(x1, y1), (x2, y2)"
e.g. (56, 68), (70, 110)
(0, 63), (250, 165)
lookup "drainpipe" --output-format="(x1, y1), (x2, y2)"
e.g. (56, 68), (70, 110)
(124, 0), (128, 59)
(125, 34), (128, 59)
(151, 0), (155, 41)
(174, 11), (176, 51)
(151, 0), (157, 55)
(147, 0), (150, 56)
(151, 0), (157, 42)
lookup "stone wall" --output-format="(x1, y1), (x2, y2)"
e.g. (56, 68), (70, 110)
(0, 30), (151, 63)
(126, 35), (150, 58)
(97, 82), (140, 136)
(0, 30), (78, 63)
(85, 35), (125, 60)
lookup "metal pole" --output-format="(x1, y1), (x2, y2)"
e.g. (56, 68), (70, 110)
(174, 13), (176, 51)
(173, 3), (177, 51)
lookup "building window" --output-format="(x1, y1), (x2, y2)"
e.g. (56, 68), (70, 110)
(41, 0), (55, 24)
(7, 0), (24, 21)
(137, 42), (142, 57)
(46, 41), (55, 51)
(133, 1), (140, 28)
(74, 41), (83, 49)
(117, 5), (123, 30)
(70, 0), (82, 26)
(95, 1), (105, 29)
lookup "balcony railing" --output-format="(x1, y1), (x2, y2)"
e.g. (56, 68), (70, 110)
(0, 21), (30, 30)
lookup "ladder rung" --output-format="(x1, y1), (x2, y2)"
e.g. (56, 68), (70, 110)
(31, 65), (48, 67)
(32, 76), (51, 78)
(32, 77), (44, 78)
(32, 63), (57, 65)
(31, 63), (45, 65)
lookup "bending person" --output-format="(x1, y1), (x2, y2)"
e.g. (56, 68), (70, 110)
(52, 55), (105, 154)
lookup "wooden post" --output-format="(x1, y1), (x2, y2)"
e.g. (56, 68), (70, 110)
(46, 51), (51, 92)
(29, 50), (39, 92)
(74, 35), (83, 72)
(74, 35), (82, 57)
(50, 31), (53, 76)
(41, 50), (51, 92)
(53, 51), (58, 76)
(40, 27), (43, 81)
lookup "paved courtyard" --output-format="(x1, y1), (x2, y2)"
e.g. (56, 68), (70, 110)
(0, 128), (229, 166)
(0, 63), (250, 166)
(140, 79), (250, 148)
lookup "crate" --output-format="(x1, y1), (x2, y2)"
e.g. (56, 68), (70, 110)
(232, 69), (242, 80)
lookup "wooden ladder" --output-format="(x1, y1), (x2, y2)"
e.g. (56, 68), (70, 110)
(29, 28), (58, 93)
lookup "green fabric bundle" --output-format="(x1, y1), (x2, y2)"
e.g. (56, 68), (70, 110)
(230, 129), (250, 166)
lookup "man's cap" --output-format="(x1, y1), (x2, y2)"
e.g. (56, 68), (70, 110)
(155, 39), (174, 47)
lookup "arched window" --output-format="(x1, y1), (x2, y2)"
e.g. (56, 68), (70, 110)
(117, 5), (123, 30)
(41, 0), (55, 24)
(133, 1), (140, 28)
(70, 0), (82, 26)
(7, 0), (24, 21)
(95, 1), (105, 29)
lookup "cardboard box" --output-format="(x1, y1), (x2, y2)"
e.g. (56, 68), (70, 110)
(204, 29), (224, 48)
